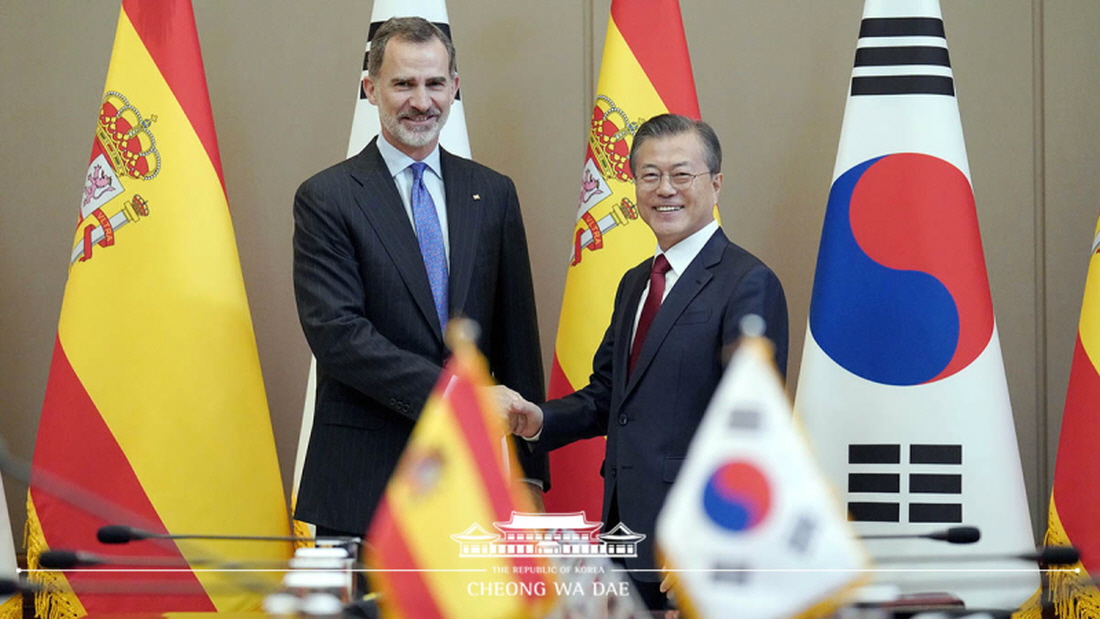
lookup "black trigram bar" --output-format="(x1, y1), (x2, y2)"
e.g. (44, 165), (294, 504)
(849, 502), (900, 522)
(911, 444), (962, 465)
(859, 17), (946, 38)
(910, 503), (963, 523)
(849, 444), (901, 464)
(788, 514), (817, 554)
(728, 408), (762, 430)
(910, 473), (962, 494)
(711, 562), (750, 585)
(849, 473), (900, 493)
(854, 46), (951, 67)
(851, 75), (955, 96)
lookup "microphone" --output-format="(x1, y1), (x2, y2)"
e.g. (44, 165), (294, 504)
(1033, 545), (1080, 565)
(37, 549), (190, 569)
(860, 526), (980, 544)
(0, 436), (303, 596)
(875, 545), (1079, 565)
(0, 578), (30, 596)
(96, 524), (356, 546)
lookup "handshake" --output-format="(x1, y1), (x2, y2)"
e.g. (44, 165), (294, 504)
(487, 385), (544, 439)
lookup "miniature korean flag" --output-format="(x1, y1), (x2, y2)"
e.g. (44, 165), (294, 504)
(658, 325), (868, 619)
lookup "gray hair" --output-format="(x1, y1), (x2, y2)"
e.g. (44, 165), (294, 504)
(368, 16), (457, 78)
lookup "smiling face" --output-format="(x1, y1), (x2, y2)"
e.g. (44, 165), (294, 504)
(633, 131), (723, 251)
(363, 36), (458, 160)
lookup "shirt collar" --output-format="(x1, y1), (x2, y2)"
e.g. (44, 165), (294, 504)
(656, 219), (720, 275)
(377, 133), (442, 180)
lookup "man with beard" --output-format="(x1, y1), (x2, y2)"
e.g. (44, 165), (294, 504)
(292, 17), (546, 541)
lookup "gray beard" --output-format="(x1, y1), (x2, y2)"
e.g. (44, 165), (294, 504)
(382, 109), (450, 149)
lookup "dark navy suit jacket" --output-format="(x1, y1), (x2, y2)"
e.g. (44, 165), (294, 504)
(293, 138), (545, 534)
(537, 228), (788, 578)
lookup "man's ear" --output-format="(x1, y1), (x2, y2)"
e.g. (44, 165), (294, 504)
(362, 75), (377, 105)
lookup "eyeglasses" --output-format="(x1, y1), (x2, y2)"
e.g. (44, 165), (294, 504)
(635, 170), (712, 191)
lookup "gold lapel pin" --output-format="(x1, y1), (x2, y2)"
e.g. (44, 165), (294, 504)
(472, 194), (481, 201)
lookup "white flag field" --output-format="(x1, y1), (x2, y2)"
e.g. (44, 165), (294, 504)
(658, 330), (868, 619)
(292, 0), (472, 537)
(794, 0), (1036, 608)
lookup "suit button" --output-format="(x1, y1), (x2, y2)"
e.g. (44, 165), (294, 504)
(618, 415), (628, 426)
(389, 398), (396, 406)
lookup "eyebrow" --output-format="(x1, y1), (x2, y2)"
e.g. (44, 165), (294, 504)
(640, 161), (693, 170)
(390, 73), (450, 82)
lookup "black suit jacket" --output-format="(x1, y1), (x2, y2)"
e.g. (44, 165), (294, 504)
(537, 228), (787, 578)
(293, 139), (545, 534)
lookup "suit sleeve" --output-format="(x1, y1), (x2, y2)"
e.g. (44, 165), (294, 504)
(535, 274), (623, 452)
(721, 263), (790, 379)
(488, 178), (545, 403)
(293, 176), (440, 421)
(487, 178), (551, 486)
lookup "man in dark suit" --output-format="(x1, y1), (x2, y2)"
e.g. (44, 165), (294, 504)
(292, 17), (545, 540)
(506, 114), (788, 611)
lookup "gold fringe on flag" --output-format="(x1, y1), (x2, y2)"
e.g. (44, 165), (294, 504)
(0, 593), (21, 619)
(1012, 588), (1044, 619)
(1042, 502), (1100, 619)
(291, 518), (314, 551)
(24, 496), (85, 619)
(1016, 501), (1100, 619)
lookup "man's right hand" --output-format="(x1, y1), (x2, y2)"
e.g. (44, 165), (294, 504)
(507, 398), (543, 439)
(485, 385), (544, 438)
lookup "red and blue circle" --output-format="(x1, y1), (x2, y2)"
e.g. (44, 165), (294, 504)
(809, 153), (994, 386)
(702, 460), (772, 533)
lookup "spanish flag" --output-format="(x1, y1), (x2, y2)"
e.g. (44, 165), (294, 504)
(545, 0), (701, 518)
(367, 320), (556, 619)
(26, 1), (291, 616)
(1021, 218), (1100, 617)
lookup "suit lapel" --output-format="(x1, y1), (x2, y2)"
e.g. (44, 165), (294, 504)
(348, 139), (443, 341)
(441, 150), (482, 317)
(615, 264), (650, 395)
(624, 230), (726, 396)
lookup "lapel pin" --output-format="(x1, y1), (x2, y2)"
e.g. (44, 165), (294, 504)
(472, 194), (481, 201)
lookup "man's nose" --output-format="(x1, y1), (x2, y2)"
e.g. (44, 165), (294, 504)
(656, 174), (678, 195)
(409, 86), (431, 110)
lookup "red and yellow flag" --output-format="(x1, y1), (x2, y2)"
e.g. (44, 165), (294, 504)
(1028, 218), (1100, 617)
(545, 0), (702, 516)
(26, 1), (291, 616)
(368, 321), (556, 619)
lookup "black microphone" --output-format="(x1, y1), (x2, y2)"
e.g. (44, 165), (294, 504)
(927, 526), (981, 544)
(0, 578), (29, 596)
(37, 549), (191, 569)
(875, 544), (1079, 565)
(1033, 545), (1080, 565)
(96, 524), (352, 546)
(860, 526), (981, 544)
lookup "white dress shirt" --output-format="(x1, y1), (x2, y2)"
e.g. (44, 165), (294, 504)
(376, 133), (451, 260)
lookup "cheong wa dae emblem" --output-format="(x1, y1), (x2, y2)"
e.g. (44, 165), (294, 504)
(452, 511), (645, 558)
(72, 91), (160, 267)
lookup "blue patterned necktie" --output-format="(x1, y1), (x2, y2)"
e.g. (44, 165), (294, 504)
(409, 162), (449, 332)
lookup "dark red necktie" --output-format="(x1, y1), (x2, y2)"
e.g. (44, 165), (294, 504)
(629, 254), (671, 373)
